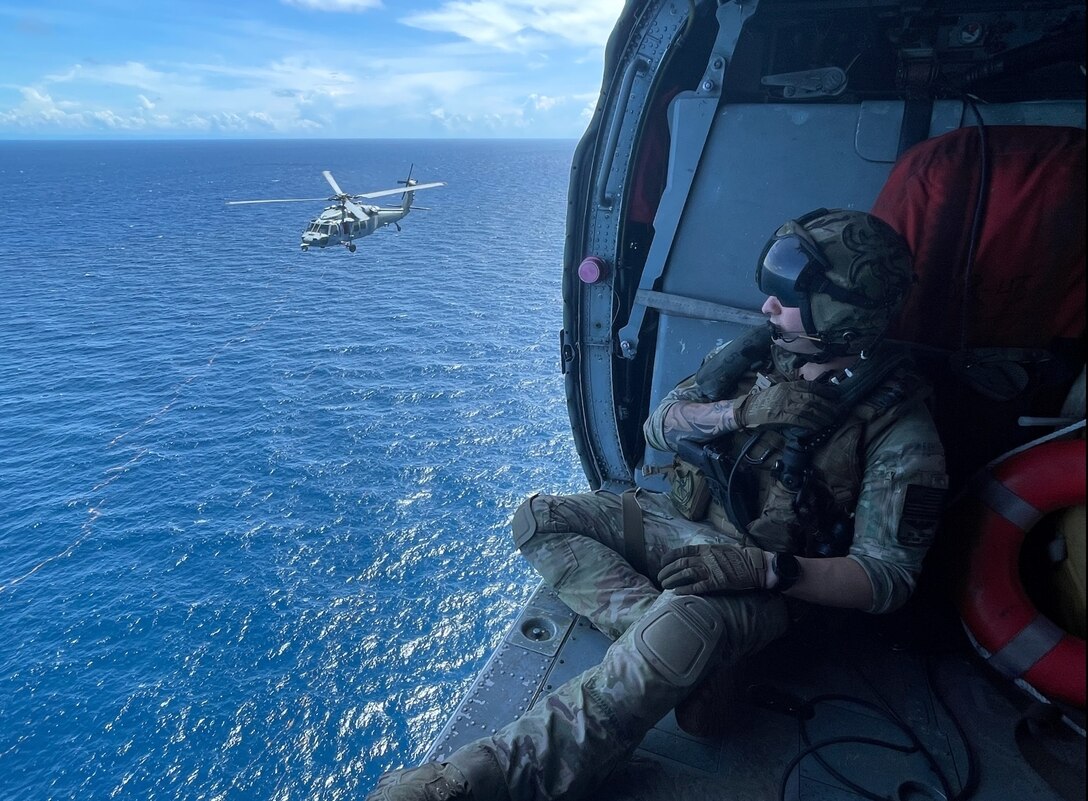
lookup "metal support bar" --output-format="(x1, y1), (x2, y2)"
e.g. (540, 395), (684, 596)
(635, 289), (763, 326)
(617, 0), (759, 359)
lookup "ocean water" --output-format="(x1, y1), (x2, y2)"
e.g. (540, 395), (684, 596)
(0, 139), (586, 799)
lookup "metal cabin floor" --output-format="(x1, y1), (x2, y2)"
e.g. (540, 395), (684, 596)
(426, 583), (1085, 801)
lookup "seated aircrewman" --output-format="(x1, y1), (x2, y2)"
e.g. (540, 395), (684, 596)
(369, 209), (948, 801)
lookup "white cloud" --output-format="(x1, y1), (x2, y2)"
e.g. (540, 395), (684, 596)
(0, 1), (623, 137)
(402, 0), (624, 50)
(46, 61), (189, 97)
(280, 0), (383, 11)
(529, 94), (558, 111)
(0, 87), (79, 127)
(0, 53), (504, 136)
(0, 78), (313, 135)
(428, 106), (529, 134)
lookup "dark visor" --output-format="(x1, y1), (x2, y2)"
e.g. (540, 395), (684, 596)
(755, 234), (828, 306)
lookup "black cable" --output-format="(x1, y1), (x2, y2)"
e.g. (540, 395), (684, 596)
(778, 736), (916, 801)
(774, 689), (975, 801)
(926, 657), (980, 801)
(798, 728), (912, 801)
(817, 692), (957, 801)
(844, 662), (961, 801)
(729, 431), (765, 547)
(806, 695), (935, 801)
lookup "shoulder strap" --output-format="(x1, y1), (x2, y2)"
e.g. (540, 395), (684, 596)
(854, 366), (929, 422)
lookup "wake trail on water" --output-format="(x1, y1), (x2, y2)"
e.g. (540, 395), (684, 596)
(0, 270), (313, 595)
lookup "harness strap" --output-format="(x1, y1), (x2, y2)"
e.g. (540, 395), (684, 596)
(621, 489), (649, 577)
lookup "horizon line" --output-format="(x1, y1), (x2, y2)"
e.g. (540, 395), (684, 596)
(0, 135), (583, 143)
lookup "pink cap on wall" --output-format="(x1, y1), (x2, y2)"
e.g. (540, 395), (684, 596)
(578, 257), (608, 284)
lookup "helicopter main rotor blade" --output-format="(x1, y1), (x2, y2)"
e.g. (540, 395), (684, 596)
(323, 170), (346, 197)
(344, 199), (367, 219)
(353, 182), (446, 200)
(226, 197), (328, 205)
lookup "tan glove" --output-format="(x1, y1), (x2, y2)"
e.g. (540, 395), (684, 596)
(733, 381), (837, 432)
(657, 544), (770, 595)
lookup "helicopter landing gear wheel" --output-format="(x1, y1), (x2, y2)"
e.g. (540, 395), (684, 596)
(347, 242), (357, 253)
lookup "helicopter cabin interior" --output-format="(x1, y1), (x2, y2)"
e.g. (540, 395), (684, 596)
(426, 1), (1085, 798)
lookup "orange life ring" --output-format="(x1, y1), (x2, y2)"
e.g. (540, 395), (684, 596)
(959, 438), (1086, 709)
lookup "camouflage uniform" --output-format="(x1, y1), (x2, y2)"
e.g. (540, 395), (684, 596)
(430, 357), (946, 800)
(369, 211), (947, 801)
(643, 351), (949, 613)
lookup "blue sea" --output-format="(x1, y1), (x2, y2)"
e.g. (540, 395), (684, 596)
(0, 139), (585, 799)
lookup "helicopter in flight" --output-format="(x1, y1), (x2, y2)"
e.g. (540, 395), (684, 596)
(226, 168), (444, 252)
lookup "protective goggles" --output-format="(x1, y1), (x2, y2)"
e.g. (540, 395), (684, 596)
(755, 228), (831, 307)
(756, 217), (883, 312)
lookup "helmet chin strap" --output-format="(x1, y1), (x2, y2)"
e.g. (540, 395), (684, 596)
(766, 321), (847, 364)
(767, 322), (823, 344)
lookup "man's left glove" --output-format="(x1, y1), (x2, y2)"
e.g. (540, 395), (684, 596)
(657, 544), (769, 595)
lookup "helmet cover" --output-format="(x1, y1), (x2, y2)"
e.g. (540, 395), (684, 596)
(772, 210), (914, 355)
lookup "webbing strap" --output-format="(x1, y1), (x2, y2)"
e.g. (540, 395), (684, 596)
(988, 614), (1065, 679)
(896, 98), (934, 157)
(980, 475), (1043, 531)
(621, 490), (649, 577)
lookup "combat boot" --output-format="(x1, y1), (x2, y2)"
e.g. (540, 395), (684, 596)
(366, 762), (469, 801)
(367, 746), (508, 801)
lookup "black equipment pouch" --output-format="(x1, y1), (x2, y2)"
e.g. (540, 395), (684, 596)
(675, 437), (760, 531)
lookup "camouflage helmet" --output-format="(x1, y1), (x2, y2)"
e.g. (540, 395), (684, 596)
(756, 208), (914, 356)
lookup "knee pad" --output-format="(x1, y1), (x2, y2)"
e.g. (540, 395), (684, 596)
(511, 494), (542, 549)
(631, 593), (726, 689)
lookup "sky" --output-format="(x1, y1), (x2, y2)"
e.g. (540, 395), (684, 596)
(0, 0), (627, 139)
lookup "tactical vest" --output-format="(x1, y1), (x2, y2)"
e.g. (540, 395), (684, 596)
(712, 368), (927, 555)
(666, 332), (928, 556)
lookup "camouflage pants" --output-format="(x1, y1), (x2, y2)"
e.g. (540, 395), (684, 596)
(448, 491), (790, 800)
